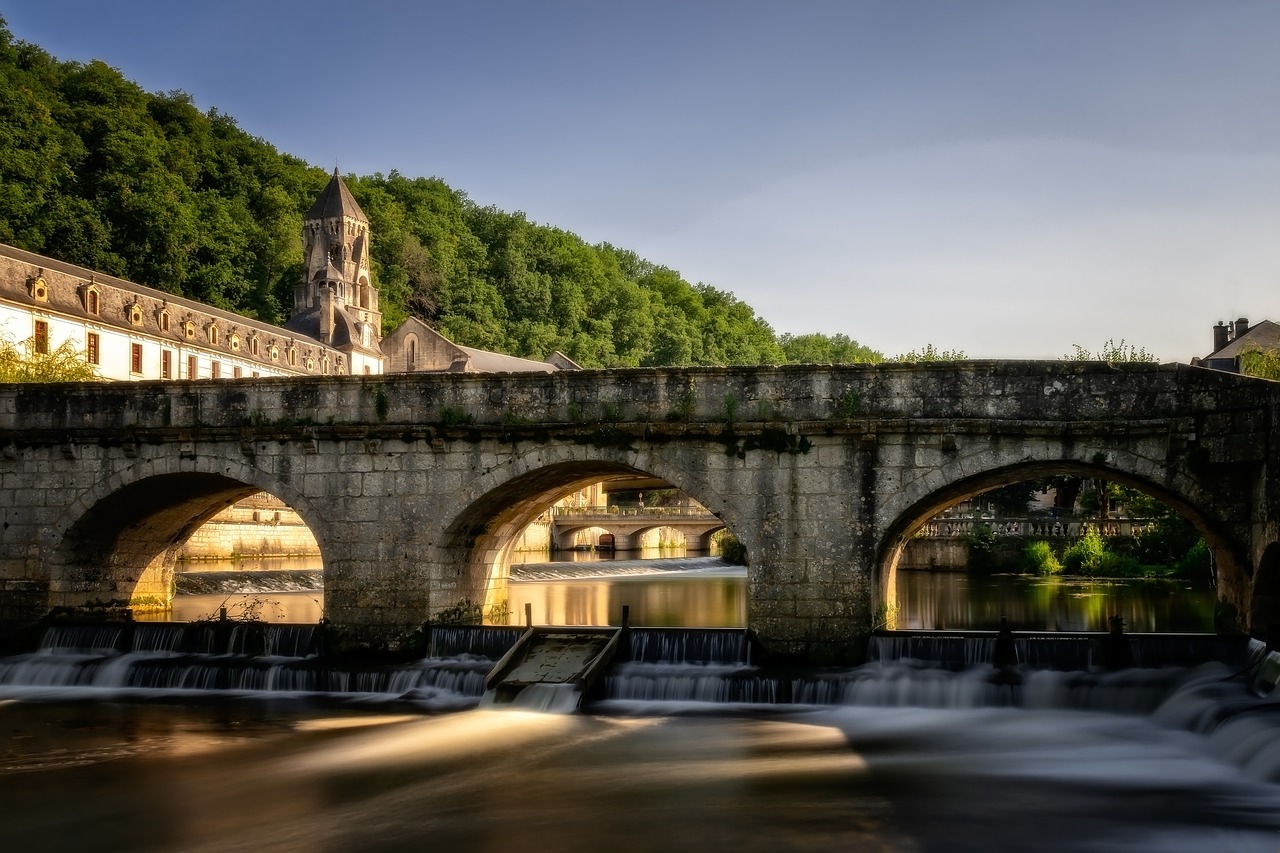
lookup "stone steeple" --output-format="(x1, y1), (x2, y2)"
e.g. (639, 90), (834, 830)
(285, 170), (383, 366)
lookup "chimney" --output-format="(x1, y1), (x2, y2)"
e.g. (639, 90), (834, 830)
(1235, 317), (1250, 341)
(1213, 321), (1229, 353)
(321, 284), (335, 345)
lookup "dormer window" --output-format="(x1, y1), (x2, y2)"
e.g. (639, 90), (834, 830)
(287, 347), (298, 367)
(158, 309), (171, 333)
(249, 335), (260, 357)
(269, 344), (279, 362)
(85, 287), (100, 315)
(321, 355), (330, 374)
(28, 276), (48, 303)
(207, 323), (219, 346)
(305, 356), (316, 371)
(128, 302), (144, 327)
(230, 333), (241, 352)
(184, 320), (197, 340)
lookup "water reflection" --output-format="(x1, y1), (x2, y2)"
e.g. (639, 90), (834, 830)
(158, 562), (1216, 633)
(894, 569), (1216, 632)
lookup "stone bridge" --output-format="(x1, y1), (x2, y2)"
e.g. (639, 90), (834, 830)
(1, 362), (1278, 661)
(550, 505), (725, 551)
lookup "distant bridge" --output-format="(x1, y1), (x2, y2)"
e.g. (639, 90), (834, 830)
(1, 362), (1279, 661)
(549, 505), (724, 551)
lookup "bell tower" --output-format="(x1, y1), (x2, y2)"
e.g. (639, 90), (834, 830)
(295, 169), (382, 345)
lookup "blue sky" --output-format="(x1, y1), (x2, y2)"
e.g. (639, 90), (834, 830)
(4, 1), (1279, 360)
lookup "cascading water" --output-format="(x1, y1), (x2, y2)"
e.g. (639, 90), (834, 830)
(0, 623), (513, 709)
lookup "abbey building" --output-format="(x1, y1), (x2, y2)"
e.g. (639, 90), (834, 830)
(0, 170), (575, 380)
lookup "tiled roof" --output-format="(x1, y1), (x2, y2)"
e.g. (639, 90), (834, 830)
(1206, 320), (1280, 360)
(305, 169), (368, 222)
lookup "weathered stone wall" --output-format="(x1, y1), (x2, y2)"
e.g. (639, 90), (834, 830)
(0, 362), (1276, 660)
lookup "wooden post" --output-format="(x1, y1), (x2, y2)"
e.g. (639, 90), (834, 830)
(525, 602), (533, 628)
(621, 605), (630, 629)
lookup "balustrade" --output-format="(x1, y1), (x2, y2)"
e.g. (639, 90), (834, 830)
(915, 517), (1153, 539)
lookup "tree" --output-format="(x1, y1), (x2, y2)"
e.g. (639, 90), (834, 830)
(0, 335), (100, 382)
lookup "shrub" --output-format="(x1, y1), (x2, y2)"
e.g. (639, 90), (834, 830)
(964, 524), (999, 571)
(1062, 528), (1106, 575)
(1023, 540), (1062, 575)
(1173, 538), (1211, 580)
(718, 534), (749, 566)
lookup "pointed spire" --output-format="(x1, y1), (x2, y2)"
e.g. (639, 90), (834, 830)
(306, 169), (367, 222)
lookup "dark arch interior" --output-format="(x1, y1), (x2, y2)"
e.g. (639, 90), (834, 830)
(63, 473), (258, 570)
(1251, 542), (1280, 638)
(55, 473), (318, 612)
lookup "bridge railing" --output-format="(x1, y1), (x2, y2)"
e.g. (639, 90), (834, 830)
(551, 506), (718, 521)
(916, 517), (1154, 539)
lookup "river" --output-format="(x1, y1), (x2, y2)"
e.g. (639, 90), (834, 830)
(5, 558), (1274, 851)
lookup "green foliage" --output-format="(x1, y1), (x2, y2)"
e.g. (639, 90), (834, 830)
(0, 23), (792, 369)
(981, 482), (1036, 515)
(717, 533), (749, 566)
(1023, 540), (1063, 575)
(1239, 345), (1280, 381)
(779, 332), (882, 364)
(1173, 538), (1211, 579)
(1062, 528), (1106, 574)
(963, 524), (1000, 570)
(833, 386), (860, 418)
(1066, 338), (1157, 363)
(721, 394), (739, 424)
(0, 335), (100, 382)
(891, 344), (966, 362)
(439, 406), (474, 427)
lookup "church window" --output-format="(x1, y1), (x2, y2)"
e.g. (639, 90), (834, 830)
(29, 277), (48, 302)
(128, 303), (144, 327)
(321, 356), (330, 374)
(33, 320), (49, 355)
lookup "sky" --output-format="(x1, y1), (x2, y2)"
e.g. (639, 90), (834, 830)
(4, 0), (1279, 361)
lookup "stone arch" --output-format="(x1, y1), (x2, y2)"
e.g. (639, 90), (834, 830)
(873, 453), (1247, 625)
(438, 444), (744, 620)
(1251, 542), (1280, 640)
(41, 454), (330, 614)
